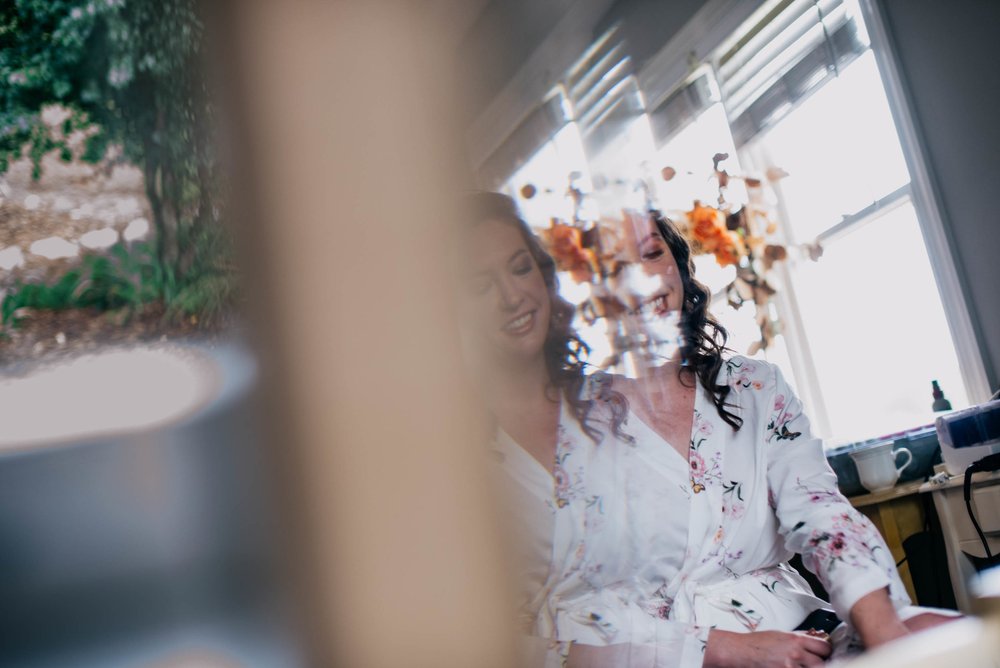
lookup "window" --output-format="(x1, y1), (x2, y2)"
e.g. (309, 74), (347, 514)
(503, 120), (593, 227)
(722, 1), (972, 443)
(492, 0), (986, 445)
(648, 76), (795, 372)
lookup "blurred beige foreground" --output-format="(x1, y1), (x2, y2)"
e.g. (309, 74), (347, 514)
(222, 1), (516, 666)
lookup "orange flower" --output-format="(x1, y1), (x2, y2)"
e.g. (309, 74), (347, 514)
(685, 202), (750, 267)
(714, 241), (741, 267)
(545, 222), (595, 282)
(688, 202), (729, 253)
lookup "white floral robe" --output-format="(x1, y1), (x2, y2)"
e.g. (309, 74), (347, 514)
(493, 357), (911, 667)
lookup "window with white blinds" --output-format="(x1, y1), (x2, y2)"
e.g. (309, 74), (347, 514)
(564, 26), (644, 161)
(493, 0), (983, 444)
(716, 0), (869, 147)
(478, 93), (569, 190)
(714, 0), (972, 442)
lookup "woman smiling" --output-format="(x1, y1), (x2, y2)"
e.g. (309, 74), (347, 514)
(456, 194), (955, 667)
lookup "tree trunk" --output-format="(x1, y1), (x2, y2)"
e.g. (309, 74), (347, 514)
(142, 152), (168, 268)
(142, 109), (180, 277)
(160, 162), (181, 270)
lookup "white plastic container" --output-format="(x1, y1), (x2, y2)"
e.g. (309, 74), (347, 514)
(935, 400), (1000, 476)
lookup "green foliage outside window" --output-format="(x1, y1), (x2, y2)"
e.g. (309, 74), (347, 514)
(0, 0), (235, 326)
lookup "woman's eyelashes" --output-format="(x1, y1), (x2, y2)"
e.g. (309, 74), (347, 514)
(511, 260), (533, 276)
(510, 251), (534, 276)
(642, 244), (666, 261)
(467, 262), (533, 296)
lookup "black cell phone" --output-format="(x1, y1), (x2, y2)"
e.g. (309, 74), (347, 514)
(794, 608), (841, 634)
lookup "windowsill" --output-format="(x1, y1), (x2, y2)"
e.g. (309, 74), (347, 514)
(826, 423), (941, 499)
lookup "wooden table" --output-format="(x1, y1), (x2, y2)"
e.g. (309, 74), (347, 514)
(848, 480), (928, 602)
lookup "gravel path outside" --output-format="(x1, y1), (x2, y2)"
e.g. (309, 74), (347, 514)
(0, 144), (232, 371)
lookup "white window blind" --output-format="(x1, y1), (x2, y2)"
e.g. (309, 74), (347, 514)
(478, 93), (569, 190)
(564, 27), (644, 159)
(716, 0), (869, 146)
(647, 71), (720, 149)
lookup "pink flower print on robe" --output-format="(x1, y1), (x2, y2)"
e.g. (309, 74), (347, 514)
(725, 358), (758, 392)
(689, 411), (722, 493)
(553, 462), (571, 508)
(690, 452), (708, 494)
(767, 392), (802, 442)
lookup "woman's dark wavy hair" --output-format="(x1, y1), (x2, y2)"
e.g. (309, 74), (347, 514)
(649, 209), (743, 430)
(466, 192), (630, 442)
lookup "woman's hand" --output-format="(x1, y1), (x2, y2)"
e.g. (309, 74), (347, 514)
(705, 629), (832, 668)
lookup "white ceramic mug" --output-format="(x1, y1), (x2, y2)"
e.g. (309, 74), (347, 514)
(849, 440), (913, 493)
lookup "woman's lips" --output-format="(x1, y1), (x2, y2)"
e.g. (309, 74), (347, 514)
(630, 293), (671, 318)
(650, 294), (671, 316)
(502, 310), (535, 335)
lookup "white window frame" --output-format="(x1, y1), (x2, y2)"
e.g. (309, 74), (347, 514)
(856, 0), (991, 405)
(485, 0), (993, 422)
(634, 0), (993, 434)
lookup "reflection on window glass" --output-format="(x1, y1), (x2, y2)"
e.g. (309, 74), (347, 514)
(504, 122), (593, 227)
(743, 48), (969, 444)
(753, 51), (911, 241)
(652, 100), (773, 360)
(786, 202), (968, 443)
(501, 44), (971, 448)
(653, 103), (742, 212)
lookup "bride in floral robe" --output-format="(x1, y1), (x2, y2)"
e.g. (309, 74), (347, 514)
(495, 356), (923, 666)
(458, 195), (954, 668)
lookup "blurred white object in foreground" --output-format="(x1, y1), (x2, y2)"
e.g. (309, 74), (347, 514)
(0, 346), (221, 450)
(842, 567), (1000, 668)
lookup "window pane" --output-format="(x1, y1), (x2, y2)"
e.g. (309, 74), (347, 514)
(788, 202), (969, 444)
(653, 102), (768, 358)
(653, 103), (743, 211)
(755, 51), (911, 241)
(504, 122), (593, 227)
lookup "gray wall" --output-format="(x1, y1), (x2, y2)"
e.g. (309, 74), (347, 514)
(878, 0), (1000, 392)
(593, 0), (707, 71)
(459, 0), (711, 163)
(458, 0), (578, 122)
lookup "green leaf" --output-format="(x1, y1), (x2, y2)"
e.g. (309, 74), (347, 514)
(53, 79), (71, 99)
(81, 129), (109, 163)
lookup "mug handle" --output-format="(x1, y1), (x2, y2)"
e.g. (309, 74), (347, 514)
(894, 446), (913, 475)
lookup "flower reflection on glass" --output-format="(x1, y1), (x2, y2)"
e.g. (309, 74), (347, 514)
(522, 151), (821, 357)
(612, 310), (683, 372)
(605, 211), (685, 372)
